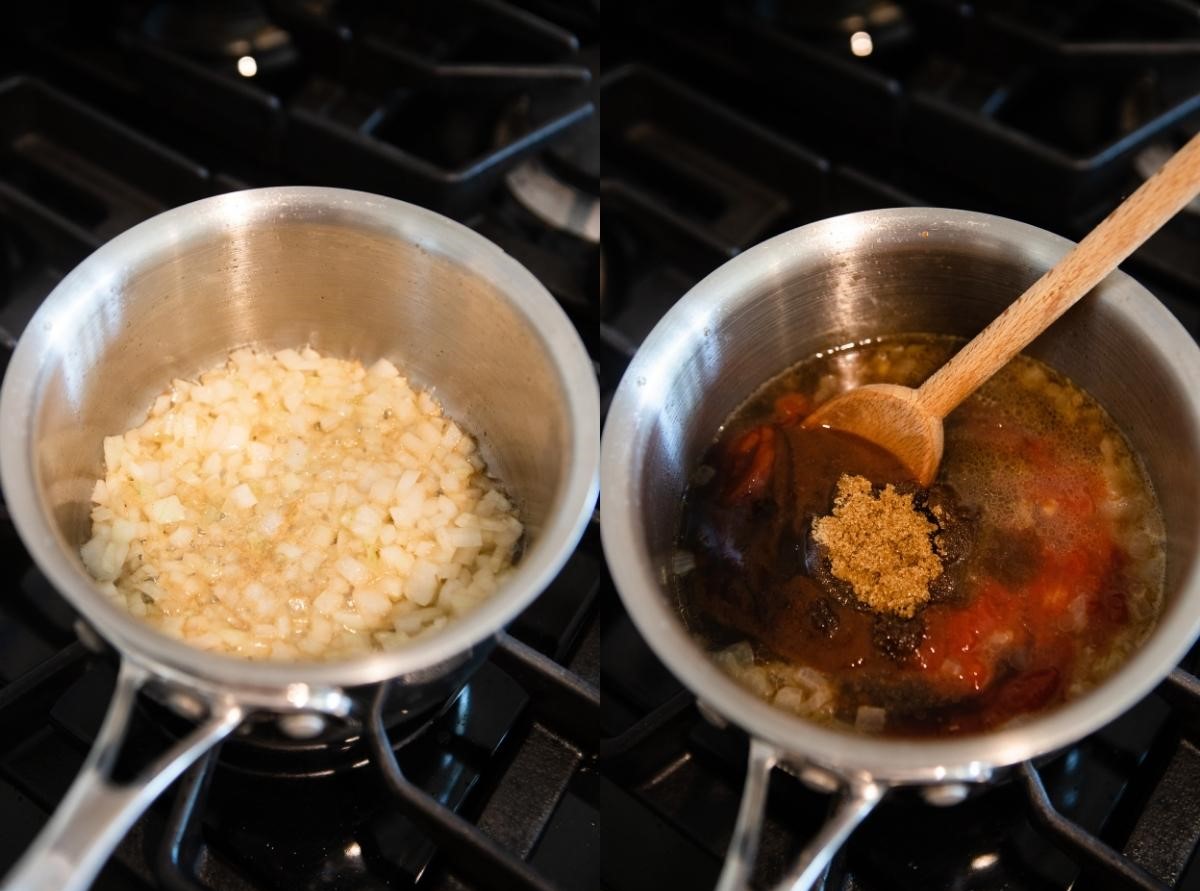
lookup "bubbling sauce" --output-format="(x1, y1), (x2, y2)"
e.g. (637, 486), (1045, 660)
(676, 335), (1165, 737)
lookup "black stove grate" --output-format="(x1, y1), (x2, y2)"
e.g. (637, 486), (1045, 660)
(0, 621), (599, 890)
(612, 0), (1200, 225)
(601, 598), (1200, 890)
(14, 0), (595, 219)
(122, 633), (599, 891)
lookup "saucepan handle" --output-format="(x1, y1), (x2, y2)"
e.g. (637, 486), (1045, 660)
(0, 658), (244, 891)
(715, 738), (885, 891)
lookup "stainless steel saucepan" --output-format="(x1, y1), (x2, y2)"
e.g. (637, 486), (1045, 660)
(600, 208), (1200, 890)
(0, 186), (599, 891)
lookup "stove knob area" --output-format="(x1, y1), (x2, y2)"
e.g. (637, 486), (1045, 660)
(922, 783), (971, 806)
(278, 712), (328, 739)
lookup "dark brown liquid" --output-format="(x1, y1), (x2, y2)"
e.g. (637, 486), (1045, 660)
(677, 336), (1164, 737)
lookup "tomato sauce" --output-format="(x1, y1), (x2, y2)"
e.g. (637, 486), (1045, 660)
(676, 336), (1165, 737)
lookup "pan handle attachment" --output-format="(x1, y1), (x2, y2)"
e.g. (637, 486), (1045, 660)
(715, 739), (886, 891)
(770, 777), (884, 891)
(715, 738), (780, 891)
(0, 658), (244, 891)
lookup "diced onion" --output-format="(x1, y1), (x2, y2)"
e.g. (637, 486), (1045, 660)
(148, 495), (186, 524)
(855, 706), (887, 733)
(80, 347), (522, 662)
(229, 483), (257, 510)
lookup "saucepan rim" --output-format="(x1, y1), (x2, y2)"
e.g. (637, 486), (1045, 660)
(601, 207), (1200, 783)
(0, 186), (600, 694)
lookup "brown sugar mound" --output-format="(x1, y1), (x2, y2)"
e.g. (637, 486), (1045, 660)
(811, 475), (943, 618)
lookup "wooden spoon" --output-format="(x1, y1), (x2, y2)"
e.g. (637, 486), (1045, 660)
(803, 130), (1200, 486)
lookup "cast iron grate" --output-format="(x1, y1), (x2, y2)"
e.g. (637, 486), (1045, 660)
(611, 0), (1200, 227)
(598, 64), (919, 362)
(601, 591), (1200, 891)
(11, 0), (595, 219)
(0, 617), (600, 890)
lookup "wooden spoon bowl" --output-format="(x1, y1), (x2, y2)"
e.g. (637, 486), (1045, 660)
(802, 383), (943, 485)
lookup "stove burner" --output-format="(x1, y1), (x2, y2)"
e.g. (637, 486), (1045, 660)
(140, 0), (298, 78)
(750, 0), (912, 55)
(1124, 67), (1200, 218)
(504, 46), (598, 242)
(141, 687), (460, 780)
(1135, 139), (1200, 217)
(506, 157), (600, 242)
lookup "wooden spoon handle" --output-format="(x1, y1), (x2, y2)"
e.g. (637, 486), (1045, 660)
(916, 129), (1200, 420)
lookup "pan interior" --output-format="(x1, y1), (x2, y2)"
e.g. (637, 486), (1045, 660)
(10, 189), (592, 685)
(613, 210), (1200, 770)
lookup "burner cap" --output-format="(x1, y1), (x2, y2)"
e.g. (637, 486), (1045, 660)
(141, 0), (297, 76)
(506, 158), (600, 243)
(140, 684), (453, 779)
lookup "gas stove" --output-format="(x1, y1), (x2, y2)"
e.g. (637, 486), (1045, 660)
(0, 3), (599, 890)
(6, 1), (1200, 890)
(601, 3), (1200, 890)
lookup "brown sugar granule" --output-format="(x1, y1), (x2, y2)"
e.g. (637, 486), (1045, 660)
(811, 474), (943, 618)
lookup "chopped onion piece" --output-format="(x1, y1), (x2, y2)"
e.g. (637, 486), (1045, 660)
(229, 483), (257, 510)
(855, 706), (887, 733)
(148, 495), (186, 524)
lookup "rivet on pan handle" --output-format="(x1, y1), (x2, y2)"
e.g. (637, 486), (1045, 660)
(715, 738), (886, 891)
(0, 658), (244, 891)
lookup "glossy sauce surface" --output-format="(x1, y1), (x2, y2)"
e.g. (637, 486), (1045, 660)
(676, 336), (1165, 737)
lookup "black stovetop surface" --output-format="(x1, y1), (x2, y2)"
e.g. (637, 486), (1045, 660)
(601, 3), (1200, 891)
(0, 3), (599, 890)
